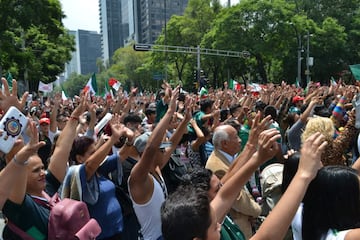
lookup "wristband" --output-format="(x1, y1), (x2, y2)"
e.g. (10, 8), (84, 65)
(13, 155), (29, 166)
(69, 116), (79, 121)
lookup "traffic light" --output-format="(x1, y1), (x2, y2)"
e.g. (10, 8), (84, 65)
(193, 70), (198, 82)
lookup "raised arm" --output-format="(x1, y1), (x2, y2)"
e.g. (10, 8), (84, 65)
(84, 103), (97, 138)
(251, 132), (327, 240)
(0, 78), (28, 113)
(84, 114), (128, 180)
(49, 93), (61, 133)
(299, 97), (321, 123)
(7, 121), (46, 205)
(129, 86), (179, 186)
(211, 128), (281, 222)
(221, 113), (271, 183)
(160, 97), (192, 169)
(47, 93), (86, 182)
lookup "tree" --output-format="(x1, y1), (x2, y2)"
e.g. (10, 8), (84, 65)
(151, 0), (218, 89)
(0, 0), (75, 92)
(109, 44), (152, 91)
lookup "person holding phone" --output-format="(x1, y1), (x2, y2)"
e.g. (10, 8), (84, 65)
(0, 79), (89, 239)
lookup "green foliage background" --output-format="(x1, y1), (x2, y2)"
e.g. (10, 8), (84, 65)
(2, 0), (360, 96)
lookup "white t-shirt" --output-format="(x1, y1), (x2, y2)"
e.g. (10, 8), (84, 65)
(291, 203), (303, 240)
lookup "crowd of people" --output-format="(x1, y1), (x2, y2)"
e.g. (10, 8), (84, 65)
(1, 77), (360, 240)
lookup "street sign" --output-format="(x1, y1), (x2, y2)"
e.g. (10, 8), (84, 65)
(133, 44), (152, 51)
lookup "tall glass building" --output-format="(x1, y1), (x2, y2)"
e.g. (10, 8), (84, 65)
(99, 0), (188, 63)
(64, 30), (102, 78)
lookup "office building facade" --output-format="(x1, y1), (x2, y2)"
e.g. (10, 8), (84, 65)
(136, 0), (188, 44)
(64, 30), (102, 79)
(99, 0), (188, 63)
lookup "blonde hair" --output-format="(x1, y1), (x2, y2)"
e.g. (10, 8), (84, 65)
(301, 117), (335, 143)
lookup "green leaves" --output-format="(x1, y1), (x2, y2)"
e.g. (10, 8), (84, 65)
(0, 0), (74, 92)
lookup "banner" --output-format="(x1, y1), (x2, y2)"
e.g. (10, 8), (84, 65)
(38, 81), (53, 93)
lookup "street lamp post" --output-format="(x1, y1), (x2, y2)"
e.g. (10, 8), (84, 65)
(305, 31), (312, 84)
(164, 0), (168, 82)
(297, 35), (302, 87)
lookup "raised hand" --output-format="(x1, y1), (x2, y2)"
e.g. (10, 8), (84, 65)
(71, 92), (87, 119)
(16, 120), (46, 162)
(183, 97), (193, 122)
(168, 86), (180, 113)
(247, 112), (272, 147)
(298, 132), (327, 180)
(0, 78), (28, 112)
(257, 128), (281, 163)
(109, 114), (126, 141)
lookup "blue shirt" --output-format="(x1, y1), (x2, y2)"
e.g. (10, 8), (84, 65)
(79, 154), (123, 239)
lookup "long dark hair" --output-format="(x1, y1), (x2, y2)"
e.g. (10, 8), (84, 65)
(281, 152), (300, 193)
(302, 166), (360, 240)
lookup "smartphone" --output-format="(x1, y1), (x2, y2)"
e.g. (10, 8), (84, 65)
(0, 106), (29, 154)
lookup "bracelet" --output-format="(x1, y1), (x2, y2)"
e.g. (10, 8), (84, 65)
(13, 155), (29, 166)
(125, 139), (134, 146)
(69, 116), (79, 121)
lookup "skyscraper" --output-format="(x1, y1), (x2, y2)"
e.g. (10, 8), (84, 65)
(99, 0), (188, 64)
(99, 0), (124, 65)
(64, 30), (102, 78)
(135, 0), (188, 44)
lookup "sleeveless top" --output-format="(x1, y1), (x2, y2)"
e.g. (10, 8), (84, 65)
(129, 174), (167, 240)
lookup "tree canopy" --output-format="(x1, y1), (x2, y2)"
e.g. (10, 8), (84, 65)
(0, 0), (75, 92)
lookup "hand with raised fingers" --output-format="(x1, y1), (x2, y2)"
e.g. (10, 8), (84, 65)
(168, 86), (180, 113)
(71, 92), (87, 119)
(298, 132), (327, 181)
(109, 114), (126, 141)
(53, 92), (62, 108)
(183, 97), (193, 122)
(0, 78), (28, 113)
(256, 128), (281, 163)
(247, 112), (272, 147)
(16, 120), (46, 163)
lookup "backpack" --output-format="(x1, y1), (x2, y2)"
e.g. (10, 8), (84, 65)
(7, 192), (101, 240)
(161, 154), (188, 194)
(108, 158), (143, 240)
(260, 163), (284, 216)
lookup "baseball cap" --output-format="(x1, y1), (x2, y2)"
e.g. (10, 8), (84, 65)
(134, 132), (151, 153)
(134, 132), (172, 154)
(39, 118), (50, 125)
(292, 96), (305, 104)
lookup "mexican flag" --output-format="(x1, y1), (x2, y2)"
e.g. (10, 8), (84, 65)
(108, 78), (121, 91)
(84, 73), (98, 95)
(61, 85), (68, 100)
(199, 87), (208, 97)
(229, 79), (241, 90)
(104, 80), (114, 100)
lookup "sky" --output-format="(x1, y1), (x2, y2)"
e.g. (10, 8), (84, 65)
(60, 0), (240, 32)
